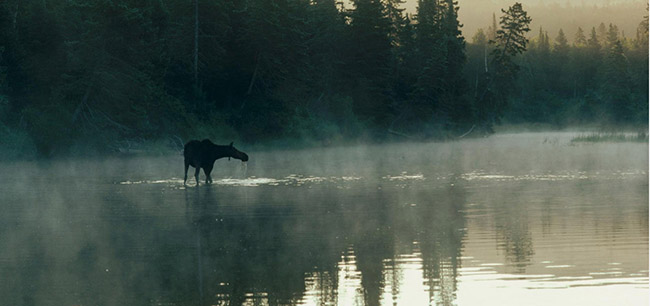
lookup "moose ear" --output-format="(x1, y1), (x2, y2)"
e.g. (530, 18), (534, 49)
(229, 142), (234, 147)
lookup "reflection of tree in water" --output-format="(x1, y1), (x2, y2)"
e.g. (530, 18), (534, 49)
(0, 180), (467, 306)
(171, 182), (469, 306)
(417, 185), (466, 306)
(493, 195), (534, 273)
(353, 188), (394, 306)
(178, 183), (469, 306)
(184, 187), (336, 306)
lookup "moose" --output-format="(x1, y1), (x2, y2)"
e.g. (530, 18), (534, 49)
(184, 139), (249, 186)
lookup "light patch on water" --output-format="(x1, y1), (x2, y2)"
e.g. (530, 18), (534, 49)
(497, 274), (556, 281)
(382, 172), (425, 181)
(340, 176), (362, 181)
(462, 171), (590, 182)
(215, 178), (286, 187)
(480, 263), (505, 267)
(335, 249), (364, 306)
(457, 271), (649, 306)
(589, 271), (625, 276)
(380, 252), (432, 306)
(462, 169), (647, 182)
(119, 179), (184, 185)
(119, 175), (364, 187)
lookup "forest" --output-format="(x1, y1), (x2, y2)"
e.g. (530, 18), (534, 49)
(0, 0), (647, 157)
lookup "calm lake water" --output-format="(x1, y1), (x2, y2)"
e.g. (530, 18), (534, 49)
(0, 133), (647, 306)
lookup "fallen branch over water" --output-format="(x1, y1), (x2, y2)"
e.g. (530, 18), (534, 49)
(388, 129), (413, 139)
(458, 124), (476, 139)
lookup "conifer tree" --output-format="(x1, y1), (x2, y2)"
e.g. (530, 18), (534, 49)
(412, 0), (444, 124)
(488, 13), (498, 41)
(439, 0), (471, 129)
(469, 29), (489, 91)
(348, 0), (393, 127)
(308, 0), (346, 93)
(552, 29), (570, 94)
(637, 5), (649, 48)
(536, 27), (551, 60)
(553, 29), (569, 62)
(596, 22), (607, 44)
(490, 3), (532, 81)
(481, 2), (531, 129)
(574, 27), (587, 46)
(605, 23), (620, 50)
(602, 40), (633, 122)
(587, 27), (601, 55)
(583, 27), (602, 92)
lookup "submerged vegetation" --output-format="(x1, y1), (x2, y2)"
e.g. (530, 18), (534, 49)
(0, 0), (646, 157)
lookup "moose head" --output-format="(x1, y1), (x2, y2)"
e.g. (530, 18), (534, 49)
(225, 142), (249, 162)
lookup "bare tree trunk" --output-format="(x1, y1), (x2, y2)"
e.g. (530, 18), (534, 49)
(12, 3), (19, 30)
(484, 45), (488, 73)
(246, 54), (261, 96)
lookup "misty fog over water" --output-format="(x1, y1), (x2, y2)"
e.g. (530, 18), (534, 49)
(0, 132), (647, 305)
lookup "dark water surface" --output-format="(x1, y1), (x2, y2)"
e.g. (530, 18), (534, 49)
(0, 133), (647, 306)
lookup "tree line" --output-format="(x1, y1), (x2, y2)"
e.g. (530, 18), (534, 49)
(0, 0), (646, 156)
(468, 15), (649, 127)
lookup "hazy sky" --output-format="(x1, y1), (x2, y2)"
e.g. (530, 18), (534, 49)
(345, 0), (647, 42)
(452, 0), (647, 41)
(397, 0), (644, 12)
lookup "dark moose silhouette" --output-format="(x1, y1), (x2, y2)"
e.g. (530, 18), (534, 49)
(184, 139), (249, 185)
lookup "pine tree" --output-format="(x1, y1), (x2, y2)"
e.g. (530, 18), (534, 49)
(630, 4), (649, 122)
(467, 29), (488, 103)
(552, 29), (570, 95)
(587, 27), (601, 54)
(308, 0), (346, 93)
(569, 27), (590, 100)
(411, 0), (444, 125)
(596, 22), (607, 44)
(602, 40), (633, 122)
(348, 0), (393, 128)
(583, 27), (602, 93)
(554, 30), (569, 61)
(536, 27), (551, 60)
(488, 12), (498, 41)
(439, 0), (471, 129)
(386, 0), (407, 45)
(490, 3), (532, 79)
(637, 5), (649, 48)
(605, 23), (620, 50)
(391, 13), (417, 110)
(471, 28), (488, 73)
(481, 2), (531, 129)
(574, 27), (587, 46)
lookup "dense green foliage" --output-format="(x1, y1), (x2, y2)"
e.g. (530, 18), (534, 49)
(0, 1), (646, 157)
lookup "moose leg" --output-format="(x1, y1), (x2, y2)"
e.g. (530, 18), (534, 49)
(204, 164), (214, 184)
(184, 162), (190, 186)
(194, 167), (201, 186)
